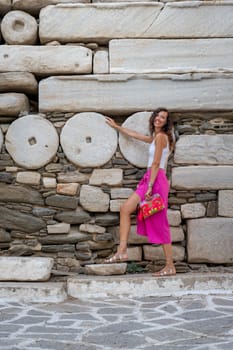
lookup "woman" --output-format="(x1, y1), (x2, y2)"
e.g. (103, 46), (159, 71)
(105, 108), (176, 277)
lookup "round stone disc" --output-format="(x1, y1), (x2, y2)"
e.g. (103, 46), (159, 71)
(0, 128), (3, 152)
(119, 111), (152, 168)
(1, 10), (38, 45)
(60, 112), (118, 167)
(5, 114), (59, 169)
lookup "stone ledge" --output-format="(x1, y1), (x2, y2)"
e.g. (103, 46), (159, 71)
(187, 218), (233, 264)
(172, 166), (233, 190)
(39, 74), (233, 114)
(67, 272), (233, 299)
(39, 3), (163, 44)
(39, 2), (233, 43)
(110, 38), (233, 74)
(0, 72), (38, 95)
(174, 135), (233, 165)
(12, 0), (91, 16)
(0, 45), (92, 75)
(0, 93), (29, 116)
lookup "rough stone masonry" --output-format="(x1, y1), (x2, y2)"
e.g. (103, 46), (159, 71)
(0, 0), (232, 275)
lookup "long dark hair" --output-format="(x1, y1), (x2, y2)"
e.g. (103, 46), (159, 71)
(149, 108), (175, 150)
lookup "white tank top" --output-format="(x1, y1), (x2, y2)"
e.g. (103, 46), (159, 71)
(147, 140), (170, 169)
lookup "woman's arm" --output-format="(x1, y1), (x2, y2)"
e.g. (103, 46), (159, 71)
(145, 133), (168, 199)
(105, 117), (153, 143)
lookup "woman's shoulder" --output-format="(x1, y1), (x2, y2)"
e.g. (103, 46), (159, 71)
(155, 132), (168, 144)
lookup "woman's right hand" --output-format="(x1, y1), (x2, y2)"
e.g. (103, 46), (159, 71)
(145, 187), (152, 200)
(105, 117), (119, 130)
(105, 116), (151, 143)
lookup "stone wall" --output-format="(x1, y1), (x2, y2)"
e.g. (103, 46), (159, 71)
(0, 0), (233, 273)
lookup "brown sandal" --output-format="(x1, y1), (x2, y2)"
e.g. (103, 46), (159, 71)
(153, 266), (176, 277)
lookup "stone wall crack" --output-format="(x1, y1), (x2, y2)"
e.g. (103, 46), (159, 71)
(139, 4), (164, 37)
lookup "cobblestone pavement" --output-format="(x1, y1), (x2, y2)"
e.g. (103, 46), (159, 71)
(0, 294), (232, 350)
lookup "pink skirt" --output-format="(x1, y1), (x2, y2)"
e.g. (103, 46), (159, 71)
(135, 168), (171, 244)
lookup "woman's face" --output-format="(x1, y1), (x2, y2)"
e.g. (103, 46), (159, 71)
(154, 111), (168, 129)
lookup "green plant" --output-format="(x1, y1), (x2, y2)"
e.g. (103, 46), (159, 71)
(126, 262), (145, 274)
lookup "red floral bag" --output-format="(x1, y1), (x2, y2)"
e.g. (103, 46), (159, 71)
(138, 193), (165, 220)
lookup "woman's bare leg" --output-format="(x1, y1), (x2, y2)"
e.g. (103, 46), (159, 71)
(118, 192), (141, 252)
(163, 243), (176, 268)
(153, 243), (176, 276)
(105, 192), (140, 263)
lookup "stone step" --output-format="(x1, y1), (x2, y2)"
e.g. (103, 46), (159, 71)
(0, 257), (54, 281)
(0, 273), (232, 303)
(84, 263), (127, 276)
(0, 282), (66, 303)
(67, 272), (233, 299)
